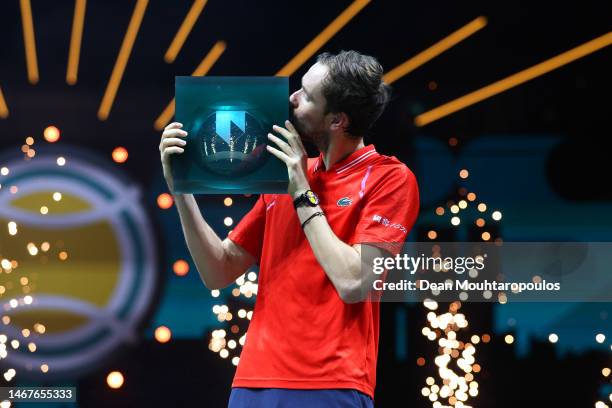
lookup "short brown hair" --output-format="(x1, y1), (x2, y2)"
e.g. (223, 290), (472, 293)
(316, 50), (391, 137)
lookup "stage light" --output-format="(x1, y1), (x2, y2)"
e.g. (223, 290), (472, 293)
(19, 0), (39, 84)
(157, 193), (173, 209)
(43, 126), (60, 143)
(415, 31), (612, 126)
(476, 218), (485, 227)
(53, 192), (62, 201)
(0, 167), (8, 175)
(504, 334), (514, 344)
(57, 157), (66, 166)
(224, 217), (233, 226)
(448, 137), (458, 146)
(276, 0), (370, 77)
(481, 232), (491, 241)
(451, 205), (459, 214)
(58, 251), (68, 261)
(596, 333), (606, 343)
(173, 260), (189, 276)
(428, 230), (437, 240)
(106, 371), (124, 389)
(27, 243), (38, 256)
(98, 0), (148, 120)
(40, 364), (48, 373)
(467, 192), (476, 201)
(67, 0), (86, 85)
(224, 197), (233, 206)
(383, 17), (487, 84)
(211, 289), (220, 298)
(112, 147), (128, 163)
(154, 326), (171, 343)
(416, 357), (426, 366)
(0, 88), (8, 118)
(232, 357), (240, 366)
(154, 41), (226, 130)
(459, 169), (469, 179)
(492, 211), (502, 221)
(39, 206), (48, 215)
(164, 0), (208, 63)
(451, 216), (460, 226)
(603, 368), (611, 377)
(477, 203), (487, 212)
(549, 333), (559, 343)
(435, 206), (445, 216)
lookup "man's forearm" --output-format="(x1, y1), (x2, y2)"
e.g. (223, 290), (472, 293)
(296, 204), (363, 302)
(173, 194), (236, 289)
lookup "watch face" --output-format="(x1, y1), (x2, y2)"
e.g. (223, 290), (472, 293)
(306, 190), (319, 205)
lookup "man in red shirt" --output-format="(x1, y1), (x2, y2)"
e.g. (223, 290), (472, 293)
(159, 50), (419, 407)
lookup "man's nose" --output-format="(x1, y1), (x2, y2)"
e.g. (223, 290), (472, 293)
(289, 91), (298, 108)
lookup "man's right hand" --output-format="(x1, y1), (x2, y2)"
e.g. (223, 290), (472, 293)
(159, 122), (188, 192)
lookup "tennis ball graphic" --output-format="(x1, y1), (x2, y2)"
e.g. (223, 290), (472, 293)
(0, 153), (158, 379)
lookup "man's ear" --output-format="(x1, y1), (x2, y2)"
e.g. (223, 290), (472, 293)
(330, 112), (349, 132)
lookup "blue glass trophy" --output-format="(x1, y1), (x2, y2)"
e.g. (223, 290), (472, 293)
(172, 76), (289, 193)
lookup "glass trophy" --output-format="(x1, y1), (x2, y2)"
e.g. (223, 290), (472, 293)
(172, 76), (289, 194)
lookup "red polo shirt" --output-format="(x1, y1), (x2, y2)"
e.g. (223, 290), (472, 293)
(227, 144), (419, 398)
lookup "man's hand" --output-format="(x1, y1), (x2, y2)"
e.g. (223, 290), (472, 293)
(266, 120), (311, 198)
(159, 122), (188, 192)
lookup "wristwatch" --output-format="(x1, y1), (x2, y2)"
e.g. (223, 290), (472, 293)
(293, 190), (320, 209)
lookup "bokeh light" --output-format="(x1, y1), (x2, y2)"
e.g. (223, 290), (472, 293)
(43, 125), (60, 142)
(173, 259), (189, 276)
(112, 147), (128, 163)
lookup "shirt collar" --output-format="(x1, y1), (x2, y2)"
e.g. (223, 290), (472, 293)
(313, 145), (378, 175)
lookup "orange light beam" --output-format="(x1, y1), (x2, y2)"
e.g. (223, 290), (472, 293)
(275, 0), (371, 77)
(0, 87), (8, 118)
(19, 0), (39, 84)
(98, 0), (149, 121)
(383, 16), (488, 85)
(67, 0), (87, 85)
(164, 0), (208, 63)
(415, 31), (612, 127)
(154, 41), (226, 131)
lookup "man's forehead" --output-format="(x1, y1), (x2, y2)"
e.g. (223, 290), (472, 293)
(303, 62), (328, 91)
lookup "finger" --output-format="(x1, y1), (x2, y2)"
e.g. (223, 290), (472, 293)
(161, 146), (185, 162)
(272, 124), (303, 154)
(266, 145), (289, 164)
(285, 120), (306, 153)
(267, 133), (293, 156)
(162, 129), (188, 139)
(164, 122), (183, 131)
(272, 124), (293, 141)
(159, 137), (187, 152)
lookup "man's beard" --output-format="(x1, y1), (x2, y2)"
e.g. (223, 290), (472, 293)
(290, 109), (330, 152)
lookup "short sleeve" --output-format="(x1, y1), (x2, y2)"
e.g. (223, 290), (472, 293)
(228, 195), (267, 262)
(349, 166), (419, 256)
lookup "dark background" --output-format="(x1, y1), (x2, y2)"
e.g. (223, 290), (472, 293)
(0, 0), (611, 407)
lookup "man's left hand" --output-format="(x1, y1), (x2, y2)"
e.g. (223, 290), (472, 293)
(267, 120), (311, 198)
